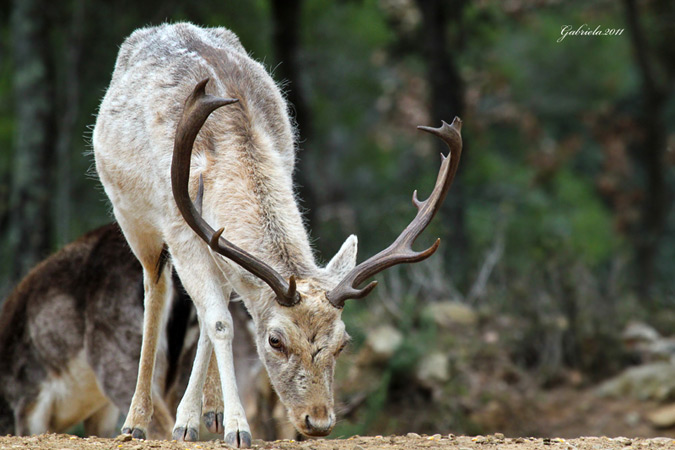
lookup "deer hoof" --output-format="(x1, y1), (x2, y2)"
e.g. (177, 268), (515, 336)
(173, 426), (199, 441)
(132, 428), (146, 440)
(203, 411), (224, 434)
(225, 430), (252, 448)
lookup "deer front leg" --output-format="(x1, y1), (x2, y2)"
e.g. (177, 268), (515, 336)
(171, 244), (251, 448)
(204, 307), (251, 448)
(173, 307), (247, 446)
(172, 319), (214, 441)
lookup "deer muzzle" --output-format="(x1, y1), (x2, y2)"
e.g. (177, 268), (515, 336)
(296, 405), (335, 436)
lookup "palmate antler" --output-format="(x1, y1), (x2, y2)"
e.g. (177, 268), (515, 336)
(171, 78), (300, 307)
(326, 118), (463, 308)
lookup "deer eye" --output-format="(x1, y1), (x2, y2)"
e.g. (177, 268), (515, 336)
(268, 335), (284, 351)
(336, 341), (348, 355)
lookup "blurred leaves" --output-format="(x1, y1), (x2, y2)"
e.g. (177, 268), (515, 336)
(0, 1), (673, 434)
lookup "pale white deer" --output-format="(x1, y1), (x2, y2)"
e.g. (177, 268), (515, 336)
(93, 23), (462, 447)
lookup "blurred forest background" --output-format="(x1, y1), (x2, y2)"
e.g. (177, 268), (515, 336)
(1, 0), (675, 440)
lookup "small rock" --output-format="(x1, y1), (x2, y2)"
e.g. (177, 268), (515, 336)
(115, 434), (133, 442)
(415, 352), (450, 386)
(352, 445), (365, 450)
(597, 362), (675, 402)
(424, 301), (477, 328)
(648, 403), (675, 428)
(406, 432), (421, 439)
(357, 326), (403, 364)
(614, 436), (632, 446)
(431, 433), (442, 440)
(623, 322), (660, 346)
(494, 432), (505, 440)
(648, 437), (675, 445)
(625, 411), (641, 427)
(515, 437), (525, 443)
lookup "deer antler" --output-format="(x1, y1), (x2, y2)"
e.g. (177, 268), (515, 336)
(171, 78), (301, 307)
(326, 118), (463, 308)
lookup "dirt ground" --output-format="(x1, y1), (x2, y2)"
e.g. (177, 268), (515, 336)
(4, 385), (675, 450)
(2, 433), (675, 450)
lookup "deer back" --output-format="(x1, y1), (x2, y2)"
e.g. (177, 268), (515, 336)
(94, 23), (315, 277)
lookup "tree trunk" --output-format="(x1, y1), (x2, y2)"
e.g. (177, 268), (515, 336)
(269, 0), (318, 231)
(8, 0), (55, 283)
(415, 0), (468, 281)
(623, 0), (671, 295)
(55, 0), (85, 247)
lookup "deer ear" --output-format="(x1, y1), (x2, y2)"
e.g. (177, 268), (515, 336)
(325, 235), (358, 280)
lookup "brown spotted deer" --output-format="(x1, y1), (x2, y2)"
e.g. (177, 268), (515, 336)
(0, 224), (285, 440)
(93, 23), (462, 447)
(0, 224), (180, 437)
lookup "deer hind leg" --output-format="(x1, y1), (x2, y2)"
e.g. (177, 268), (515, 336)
(83, 402), (119, 437)
(114, 213), (172, 439)
(173, 343), (225, 441)
(21, 396), (50, 435)
(201, 349), (224, 435)
(0, 395), (13, 435)
(146, 392), (174, 439)
(13, 402), (33, 436)
(173, 318), (214, 441)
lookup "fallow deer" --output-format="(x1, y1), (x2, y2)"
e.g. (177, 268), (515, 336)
(0, 223), (281, 439)
(92, 22), (462, 447)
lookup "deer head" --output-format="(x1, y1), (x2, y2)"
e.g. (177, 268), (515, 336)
(171, 78), (462, 436)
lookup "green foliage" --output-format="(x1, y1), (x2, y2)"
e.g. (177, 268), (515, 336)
(504, 169), (618, 268)
(390, 297), (438, 373)
(1, 0), (674, 437)
(335, 296), (441, 436)
(0, 0), (652, 292)
(492, 8), (634, 121)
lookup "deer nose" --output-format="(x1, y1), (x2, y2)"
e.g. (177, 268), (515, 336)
(303, 408), (334, 436)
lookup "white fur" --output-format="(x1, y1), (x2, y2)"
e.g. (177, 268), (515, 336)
(94, 23), (360, 443)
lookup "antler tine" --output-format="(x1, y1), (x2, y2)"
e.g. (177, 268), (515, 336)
(171, 78), (301, 307)
(326, 117), (463, 308)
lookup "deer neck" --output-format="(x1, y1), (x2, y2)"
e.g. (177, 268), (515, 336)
(197, 129), (317, 280)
